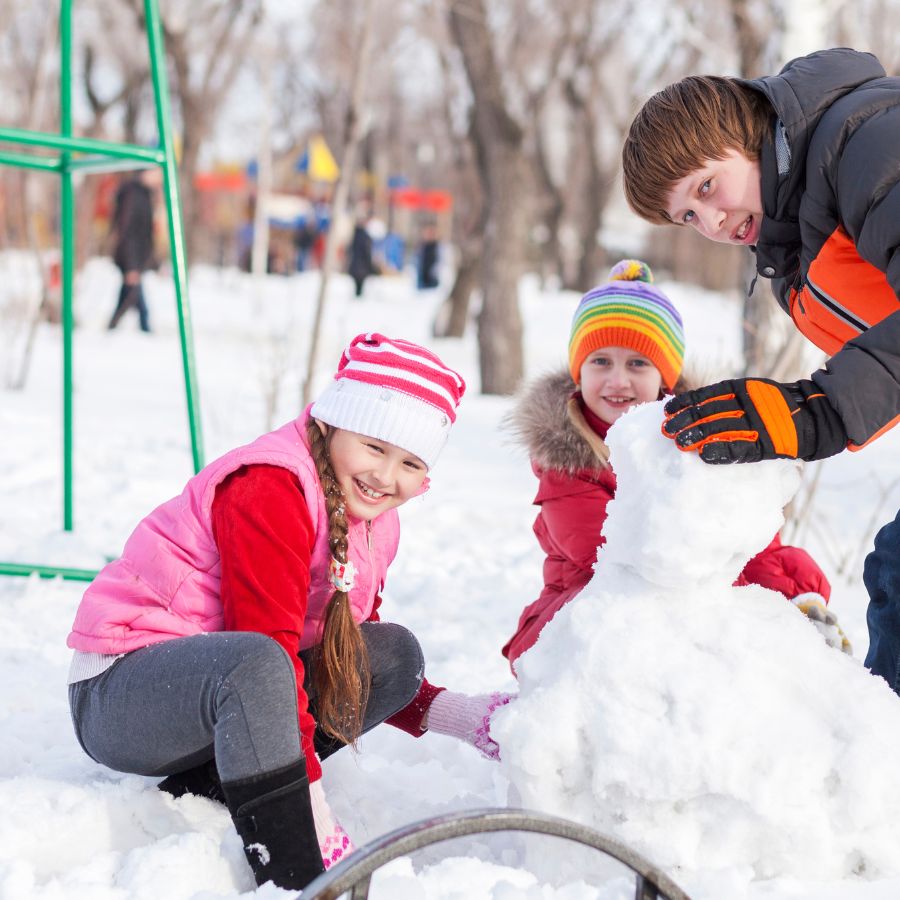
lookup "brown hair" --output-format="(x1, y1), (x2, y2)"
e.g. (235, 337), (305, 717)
(306, 420), (371, 746)
(622, 76), (773, 224)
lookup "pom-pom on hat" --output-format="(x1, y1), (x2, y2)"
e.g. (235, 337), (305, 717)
(311, 333), (466, 468)
(568, 259), (685, 390)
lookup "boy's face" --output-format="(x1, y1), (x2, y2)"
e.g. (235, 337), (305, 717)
(664, 149), (762, 245)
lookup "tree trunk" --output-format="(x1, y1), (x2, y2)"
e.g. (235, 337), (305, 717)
(572, 137), (608, 291)
(431, 37), (485, 338)
(531, 122), (565, 288)
(433, 246), (480, 338)
(447, 0), (528, 395)
(729, 0), (786, 375)
(302, 0), (376, 405)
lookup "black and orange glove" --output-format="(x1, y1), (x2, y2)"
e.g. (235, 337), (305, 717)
(662, 378), (848, 464)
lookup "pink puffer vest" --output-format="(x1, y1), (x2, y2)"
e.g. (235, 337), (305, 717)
(67, 409), (399, 654)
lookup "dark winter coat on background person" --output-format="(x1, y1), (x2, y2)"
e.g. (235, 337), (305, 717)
(747, 48), (900, 449)
(112, 178), (155, 274)
(347, 224), (378, 296)
(501, 370), (832, 671)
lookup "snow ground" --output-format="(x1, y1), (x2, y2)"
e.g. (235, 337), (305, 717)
(1, 256), (900, 898)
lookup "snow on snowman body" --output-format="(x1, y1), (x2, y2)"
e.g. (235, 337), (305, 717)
(493, 401), (900, 888)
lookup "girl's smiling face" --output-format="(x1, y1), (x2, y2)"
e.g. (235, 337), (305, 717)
(579, 346), (664, 425)
(318, 423), (428, 521)
(665, 148), (763, 245)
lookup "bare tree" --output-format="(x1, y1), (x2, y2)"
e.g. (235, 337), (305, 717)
(119, 0), (263, 263)
(1, 0), (62, 388)
(302, 0), (377, 405)
(831, 0), (900, 74)
(446, 0), (529, 394)
(722, 0), (793, 379)
(429, 22), (485, 338)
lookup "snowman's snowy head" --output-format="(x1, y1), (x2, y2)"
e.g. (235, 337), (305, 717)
(599, 401), (802, 589)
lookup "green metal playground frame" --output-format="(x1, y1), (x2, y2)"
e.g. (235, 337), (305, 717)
(0, 0), (204, 582)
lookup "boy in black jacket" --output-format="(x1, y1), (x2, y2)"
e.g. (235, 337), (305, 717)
(621, 48), (900, 692)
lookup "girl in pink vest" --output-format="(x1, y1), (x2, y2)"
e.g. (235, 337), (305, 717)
(502, 261), (848, 671)
(67, 333), (510, 893)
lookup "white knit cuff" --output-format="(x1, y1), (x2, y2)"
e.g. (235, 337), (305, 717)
(311, 377), (452, 468)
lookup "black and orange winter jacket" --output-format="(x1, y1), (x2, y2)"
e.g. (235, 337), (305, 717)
(746, 48), (900, 450)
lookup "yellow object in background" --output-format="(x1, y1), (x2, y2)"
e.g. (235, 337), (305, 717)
(308, 135), (339, 183)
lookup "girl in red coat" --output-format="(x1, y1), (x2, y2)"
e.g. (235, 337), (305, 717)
(502, 260), (848, 671)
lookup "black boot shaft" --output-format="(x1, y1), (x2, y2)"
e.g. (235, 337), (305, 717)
(223, 759), (325, 890)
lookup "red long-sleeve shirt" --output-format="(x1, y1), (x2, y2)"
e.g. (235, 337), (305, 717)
(212, 464), (323, 781)
(211, 464), (437, 781)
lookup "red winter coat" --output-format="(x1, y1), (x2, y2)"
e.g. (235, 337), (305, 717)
(501, 371), (831, 672)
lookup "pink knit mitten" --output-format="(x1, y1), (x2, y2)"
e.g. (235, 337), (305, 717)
(309, 779), (354, 870)
(423, 690), (514, 760)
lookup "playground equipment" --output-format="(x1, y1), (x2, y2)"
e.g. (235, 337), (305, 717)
(302, 807), (692, 900)
(0, 0), (204, 583)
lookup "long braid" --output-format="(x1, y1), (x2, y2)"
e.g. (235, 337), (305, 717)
(306, 420), (371, 745)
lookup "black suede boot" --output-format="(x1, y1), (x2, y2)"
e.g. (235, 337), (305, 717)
(158, 758), (226, 804)
(222, 759), (325, 890)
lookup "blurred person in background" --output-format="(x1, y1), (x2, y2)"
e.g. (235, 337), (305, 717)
(108, 166), (162, 333)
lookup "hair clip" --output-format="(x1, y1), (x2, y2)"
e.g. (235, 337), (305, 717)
(329, 556), (356, 592)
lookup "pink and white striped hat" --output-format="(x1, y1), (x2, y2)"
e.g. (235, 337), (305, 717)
(310, 333), (466, 468)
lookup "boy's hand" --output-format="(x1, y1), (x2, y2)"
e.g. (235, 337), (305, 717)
(791, 593), (853, 655)
(662, 377), (847, 464)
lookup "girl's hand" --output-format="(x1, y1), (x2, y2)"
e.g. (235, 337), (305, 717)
(425, 690), (516, 760)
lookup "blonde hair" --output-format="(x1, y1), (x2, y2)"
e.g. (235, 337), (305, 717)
(306, 420), (371, 746)
(622, 76), (772, 224)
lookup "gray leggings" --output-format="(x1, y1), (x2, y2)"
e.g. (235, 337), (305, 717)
(68, 622), (424, 783)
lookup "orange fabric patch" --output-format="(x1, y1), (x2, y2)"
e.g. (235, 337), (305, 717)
(677, 430), (759, 452)
(747, 380), (797, 457)
(789, 227), (899, 356)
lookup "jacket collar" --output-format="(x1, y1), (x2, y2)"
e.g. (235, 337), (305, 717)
(742, 49), (885, 281)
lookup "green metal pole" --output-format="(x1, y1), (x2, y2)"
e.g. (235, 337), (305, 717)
(0, 562), (98, 582)
(144, 0), (204, 473)
(0, 128), (164, 162)
(60, 0), (75, 530)
(0, 151), (62, 172)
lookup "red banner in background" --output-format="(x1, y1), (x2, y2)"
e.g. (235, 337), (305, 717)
(390, 187), (453, 212)
(194, 170), (247, 192)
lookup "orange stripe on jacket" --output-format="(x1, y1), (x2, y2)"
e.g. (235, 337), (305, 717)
(788, 227), (899, 356)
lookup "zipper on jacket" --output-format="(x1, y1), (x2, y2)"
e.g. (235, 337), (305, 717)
(795, 280), (805, 315)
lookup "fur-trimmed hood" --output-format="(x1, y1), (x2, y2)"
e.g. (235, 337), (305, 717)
(506, 369), (609, 473)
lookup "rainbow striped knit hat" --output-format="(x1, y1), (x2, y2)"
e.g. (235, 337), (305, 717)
(311, 333), (466, 468)
(568, 259), (684, 390)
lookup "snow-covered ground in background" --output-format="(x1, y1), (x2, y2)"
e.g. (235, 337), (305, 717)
(2, 257), (900, 898)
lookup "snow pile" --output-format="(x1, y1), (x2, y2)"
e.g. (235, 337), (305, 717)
(495, 402), (900, 888)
